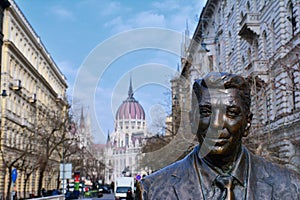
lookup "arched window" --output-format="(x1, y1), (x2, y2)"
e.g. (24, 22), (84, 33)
(125, 134), (129, 146)
(253, 39), (258, 60)
(228, 31), (233, 52)
(271, 20), (276, 53)
(287, 1), (296, 36)
(217, 8), (221, 26)
(242, 56), (245, 67)
(247, 48), (252, 64)
(246, 1), (250, 11)
(262, 30), (267, 59)
(240, 11), (244, 21)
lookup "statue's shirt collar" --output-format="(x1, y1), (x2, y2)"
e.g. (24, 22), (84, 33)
(196, 146), (249, 188)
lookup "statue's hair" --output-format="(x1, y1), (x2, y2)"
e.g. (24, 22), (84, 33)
(192, 72), (251, 112)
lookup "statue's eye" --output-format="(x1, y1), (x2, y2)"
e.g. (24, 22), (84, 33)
(226, 107), (241, 118)
(199, 107), (211, 117)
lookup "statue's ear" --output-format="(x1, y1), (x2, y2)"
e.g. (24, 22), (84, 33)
(243, 112), (253, 137)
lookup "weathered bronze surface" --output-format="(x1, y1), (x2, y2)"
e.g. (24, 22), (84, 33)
(136, 72), (300, 200)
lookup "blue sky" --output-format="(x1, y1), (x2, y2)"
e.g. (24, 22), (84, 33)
(14, 0), (206, 143)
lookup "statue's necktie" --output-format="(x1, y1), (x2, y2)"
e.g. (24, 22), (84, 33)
(215, 175), (235, 200)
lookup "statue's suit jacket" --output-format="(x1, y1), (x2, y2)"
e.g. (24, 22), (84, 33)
(136, 145), (300, 200)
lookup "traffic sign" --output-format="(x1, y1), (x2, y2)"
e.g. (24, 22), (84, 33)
(12, 169), (17, 183)
(135, 174), (141, 181)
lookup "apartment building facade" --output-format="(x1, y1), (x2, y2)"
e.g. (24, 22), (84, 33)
(0, 0), (68, 198)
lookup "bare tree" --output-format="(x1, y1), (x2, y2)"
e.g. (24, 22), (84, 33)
(0, 125), (37, 200)
(33, 106), (72, 196)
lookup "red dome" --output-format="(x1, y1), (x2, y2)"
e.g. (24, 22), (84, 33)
(115, 78), (145, 120)
(116, 97), (145, 120)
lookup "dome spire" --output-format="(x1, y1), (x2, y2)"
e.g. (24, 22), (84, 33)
(128, 74), (134, 99)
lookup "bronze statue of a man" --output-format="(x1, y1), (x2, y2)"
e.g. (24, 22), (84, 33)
(136, 72), (300, 200)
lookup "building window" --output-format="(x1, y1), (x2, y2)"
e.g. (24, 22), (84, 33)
(228, 31), (233, 53)
(289, 70), (296, 111)
(253, 39), (258, 60)
(262, 30), (267, 59)
(246, 1), (250, 11)
(287, 1), (296, 36)
(247, 48), (252, 65)
(125, 134), (129, 146)
(217, 8), (221, 27)
(271, 20), (276, 53)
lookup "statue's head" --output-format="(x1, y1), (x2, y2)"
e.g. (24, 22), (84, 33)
(190, 72), (252, 157)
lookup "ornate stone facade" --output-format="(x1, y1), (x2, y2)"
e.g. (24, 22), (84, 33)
(0, 0), (68, 198)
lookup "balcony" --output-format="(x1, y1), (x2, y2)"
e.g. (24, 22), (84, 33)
(239, 13), (260, 43)
(245, 60), (268, 77)
(10, 79), (22, 91)
(29, 93), (37, 103)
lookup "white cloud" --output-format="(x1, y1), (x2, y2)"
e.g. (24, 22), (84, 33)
(104, 16), (133, 33)
(50, 6), (75, 21)
(104, 11), (166, 34)
(103, 0), (204, 36)
(152, 0), (181, 11)
(163, 1), (203, 32)
(131, 11), (166, 27)
(100, 1), (123, 16)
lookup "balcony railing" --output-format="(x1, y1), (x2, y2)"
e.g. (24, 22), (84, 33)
(246, 60), (268, 76)
(240, 13), (260, 26)
(239, 13), (260, 42)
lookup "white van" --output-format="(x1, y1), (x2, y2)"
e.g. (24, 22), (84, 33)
(114, 177), (135, 200)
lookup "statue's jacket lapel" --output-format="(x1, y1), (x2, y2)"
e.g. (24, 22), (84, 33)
(246, 152), (273, 200)
(171, 147), (203, 199)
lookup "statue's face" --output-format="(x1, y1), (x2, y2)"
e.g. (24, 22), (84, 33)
(195, 88), (251, 156)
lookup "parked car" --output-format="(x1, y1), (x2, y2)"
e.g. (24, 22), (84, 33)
(98, 185), (111, 193)
(65, 191), (80, 200)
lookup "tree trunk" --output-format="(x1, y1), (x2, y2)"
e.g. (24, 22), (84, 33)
(56, 172), (60, 190)
(38, 162), (47, 197)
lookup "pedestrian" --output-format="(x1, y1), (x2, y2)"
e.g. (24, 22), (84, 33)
(41, 188), (46, 197)
(126, 189), (133, 200)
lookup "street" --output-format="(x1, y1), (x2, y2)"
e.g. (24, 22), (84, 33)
(82, 193), (115, 200)
(99, 193), (114, 200)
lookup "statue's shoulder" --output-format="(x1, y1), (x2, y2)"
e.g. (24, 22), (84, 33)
(251, 152), (297, 172)
(249, 151), (300, 183)
(139, 147), (196, 188)
(136, 150), (197, 200)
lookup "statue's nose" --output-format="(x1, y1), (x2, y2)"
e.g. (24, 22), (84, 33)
(210, 108), (225, 130)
